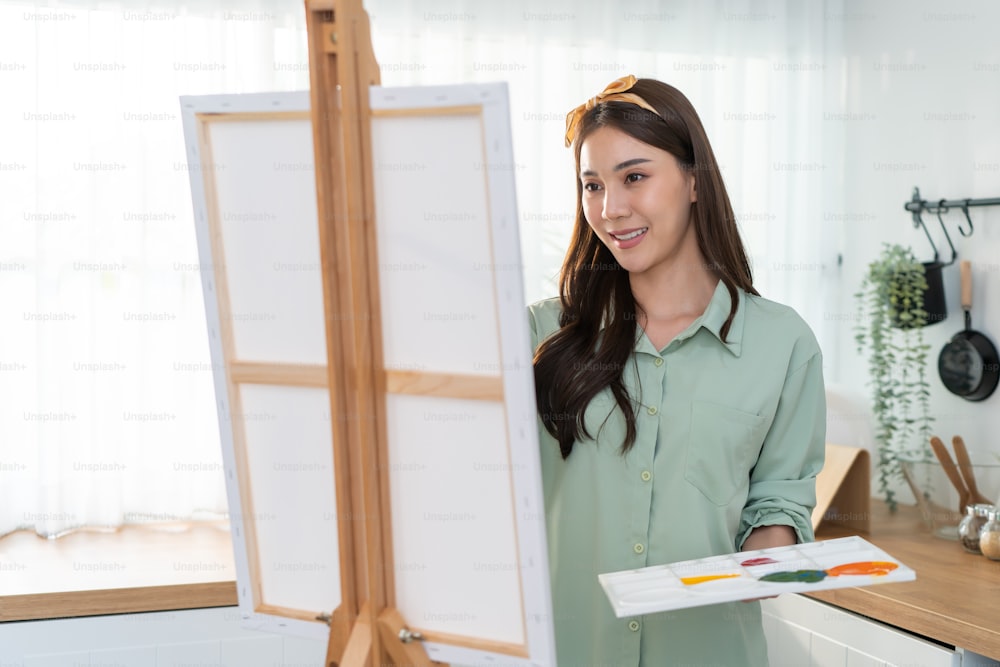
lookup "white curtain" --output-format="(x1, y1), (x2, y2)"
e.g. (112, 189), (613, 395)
(365, 0), (843, 355)
(0, 0), (838, 537)
(0, 0), (312, 537)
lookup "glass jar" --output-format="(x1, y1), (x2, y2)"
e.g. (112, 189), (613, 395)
(958, 503), (992, 553)
(980, 509), (1000, 561)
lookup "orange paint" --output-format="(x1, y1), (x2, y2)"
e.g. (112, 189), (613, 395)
(680, 573), (742, 585)
(826, 561), (899, 577)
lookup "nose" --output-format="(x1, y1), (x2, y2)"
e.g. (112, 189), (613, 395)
(602, 184), (630, 222)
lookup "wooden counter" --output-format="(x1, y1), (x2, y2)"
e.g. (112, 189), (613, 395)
(811, 501), (1000, 660)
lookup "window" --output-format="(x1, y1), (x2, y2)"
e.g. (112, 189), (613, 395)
(0, 0), (835, 617)
(0, 1), (311, 539)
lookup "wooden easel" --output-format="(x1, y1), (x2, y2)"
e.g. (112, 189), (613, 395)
(304, 2), (442, 666)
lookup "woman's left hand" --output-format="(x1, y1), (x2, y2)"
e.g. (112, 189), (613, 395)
(739, 525), (798, 602)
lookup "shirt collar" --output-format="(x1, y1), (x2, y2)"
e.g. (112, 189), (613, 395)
(697, 279), (745, 356)
(625, 279), (746, 357)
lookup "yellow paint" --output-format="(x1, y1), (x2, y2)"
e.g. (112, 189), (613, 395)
(680, 573), (742, 585)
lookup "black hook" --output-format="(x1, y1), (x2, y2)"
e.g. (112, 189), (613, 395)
(914, 209), (940, 263)
(958, 200), (975, 237)
(934, 202), (958, 266)
(908, 188), (941, 262)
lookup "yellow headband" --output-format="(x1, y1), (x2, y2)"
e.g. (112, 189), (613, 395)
(564, 75), (660, 147)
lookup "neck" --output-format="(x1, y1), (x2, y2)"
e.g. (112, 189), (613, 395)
(629, 255), (718, 324)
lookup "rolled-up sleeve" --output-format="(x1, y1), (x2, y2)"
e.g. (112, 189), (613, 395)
(737, 351), (826, 549)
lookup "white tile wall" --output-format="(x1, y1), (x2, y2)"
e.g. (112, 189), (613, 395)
(90, 647), (157, 667)
(1, 596), (989, 666)
(812, 633), (849, 667)
(764, 608), (813, 667)
(220, 636), (284, 667)
(0, 608), (327, 667)
(846, 648), (887, 667)
(762, 595), (961, 667)
(23, 655), (90, 667)
(155, 642), (220, 667)
(831, 0), (1000, 505)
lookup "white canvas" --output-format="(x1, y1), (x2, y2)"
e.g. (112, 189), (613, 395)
(180, 84), (556, 665)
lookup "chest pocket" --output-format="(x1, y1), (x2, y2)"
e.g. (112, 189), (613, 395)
(684, 400), (768, 506)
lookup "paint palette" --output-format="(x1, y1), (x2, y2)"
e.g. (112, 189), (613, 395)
(598, 536), (916, 617)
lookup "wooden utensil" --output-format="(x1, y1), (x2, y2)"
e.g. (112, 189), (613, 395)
(899, 458), (936, 530)
(930, 435), (970, 513)
(952, 435), (993, 505)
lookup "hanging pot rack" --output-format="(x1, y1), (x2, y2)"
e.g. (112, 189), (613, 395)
(904, 187), (1000, 266)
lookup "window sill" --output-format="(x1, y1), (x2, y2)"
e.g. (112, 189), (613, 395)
(0, 522), (238, 622)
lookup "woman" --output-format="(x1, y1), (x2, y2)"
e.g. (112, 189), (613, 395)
(529, 76), (826, 665)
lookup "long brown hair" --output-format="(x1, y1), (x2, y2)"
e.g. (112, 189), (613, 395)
(534, 78), (758, 459)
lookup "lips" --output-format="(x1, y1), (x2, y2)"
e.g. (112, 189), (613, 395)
(608, 227), (648, 249)
(609, 227), (648, 242)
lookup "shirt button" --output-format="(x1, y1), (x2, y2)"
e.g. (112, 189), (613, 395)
(654, 357), (663, 367)
(640, 470), (652, 482)
(633, 543), (644, 554)
(628, 620), (640, 632)
(647, 406), (658, 416)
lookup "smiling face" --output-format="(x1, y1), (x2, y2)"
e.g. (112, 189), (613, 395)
(579, 125), (700, 279)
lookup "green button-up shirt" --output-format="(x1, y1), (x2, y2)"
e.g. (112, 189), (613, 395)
(528, 280), (826, 667)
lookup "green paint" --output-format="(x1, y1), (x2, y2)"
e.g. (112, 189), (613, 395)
(759, 569), (827, 583)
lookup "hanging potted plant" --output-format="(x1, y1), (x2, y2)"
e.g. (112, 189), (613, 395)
(854, 243), (934, 511)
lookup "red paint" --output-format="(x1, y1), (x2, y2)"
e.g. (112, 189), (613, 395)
(740, 557), (778, 567)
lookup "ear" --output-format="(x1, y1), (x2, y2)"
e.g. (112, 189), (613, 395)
(688, 173), (697, 203)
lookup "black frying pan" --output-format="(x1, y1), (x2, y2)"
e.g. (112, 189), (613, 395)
(938, 261), (1000, 401)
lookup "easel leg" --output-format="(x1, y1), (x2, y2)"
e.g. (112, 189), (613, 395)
(331, 603), (372, 667)
(376, 608), (440, 667)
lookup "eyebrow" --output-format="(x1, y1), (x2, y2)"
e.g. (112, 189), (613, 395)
(580, 158), (652, 178)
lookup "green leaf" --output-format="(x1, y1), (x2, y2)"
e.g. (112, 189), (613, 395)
(854, 243), (933, 504)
